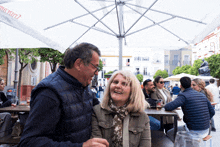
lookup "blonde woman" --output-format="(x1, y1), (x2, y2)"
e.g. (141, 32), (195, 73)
(91, 70), (151, 147)
(191, 78), (213, 102)
(191, 78), (215, 132)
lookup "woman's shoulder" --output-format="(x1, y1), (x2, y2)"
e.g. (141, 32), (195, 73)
(93, 104), (101, 112)
(93, 104), (110, 115)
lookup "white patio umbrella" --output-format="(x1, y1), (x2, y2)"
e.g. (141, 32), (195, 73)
(164, 73), (196, 81)
(1, 0), (220, 68)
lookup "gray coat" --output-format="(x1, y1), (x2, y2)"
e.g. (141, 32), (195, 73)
(91, 104), (151, 147)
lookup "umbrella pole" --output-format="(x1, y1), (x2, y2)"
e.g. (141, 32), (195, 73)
(14, 48), (18, 99)
(118, 1), (123, 70)
(119, 36), (123, 70)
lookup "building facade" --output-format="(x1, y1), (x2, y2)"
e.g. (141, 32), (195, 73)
(192, 26), (220, 63)
(164, 48), (192, 76)
(0, 51), (51, 101)
(99, 47), (164, 85)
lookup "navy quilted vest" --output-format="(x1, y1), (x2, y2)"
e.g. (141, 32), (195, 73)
(179, 88), (211, 130)
(31, 66), (94, 143)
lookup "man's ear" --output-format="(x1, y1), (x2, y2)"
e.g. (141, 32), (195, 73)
(74, 58), (83, 71)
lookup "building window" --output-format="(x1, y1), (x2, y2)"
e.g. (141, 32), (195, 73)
(31, 60), (37, 70)
(142, 57), (149, 61)
(210, 42), (215, 52)
(134, 56), (141, 62)
(136, 68), (140, 75)
(126, 59), (130, 66)
(143, 67), (147, 75)
(164, 55), (169, 65)
(31, 76), (37, 86)
(102, 58), (106, 66)
(172, 55), (179, 66)
(183, 55), (190, 65)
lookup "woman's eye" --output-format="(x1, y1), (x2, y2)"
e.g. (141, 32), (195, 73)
(113, 81), (119, 84)
(122, 82), (127, 86)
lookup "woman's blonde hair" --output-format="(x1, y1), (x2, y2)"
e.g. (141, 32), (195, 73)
(192, 78), (213, 102)
(101, 70), (149, 113)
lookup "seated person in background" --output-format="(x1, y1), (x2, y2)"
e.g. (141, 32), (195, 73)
(192, 78), (213, 102)
(164, 76), (215, 142)
(143, 79), (161, 130)
(0, 78), (13, 138)
(0, 77), (12, 108)
(206, 78), (219, 132)
(151, 76), (174, 133)
(92, 70), (151, 147)
(192, 78), (216, 132)
(172, 84), (181, 96)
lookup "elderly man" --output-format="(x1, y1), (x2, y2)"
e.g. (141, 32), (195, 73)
(164, 76), (215, 142)
(18, 43), (109, 147)
(206, 78), (219, 132)
(143, 79), (160, 131)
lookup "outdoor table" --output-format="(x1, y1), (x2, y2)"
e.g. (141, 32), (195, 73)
(0, 105), (30, 113)
(0, 105), (30, 145)
(145, 108), (178, 139)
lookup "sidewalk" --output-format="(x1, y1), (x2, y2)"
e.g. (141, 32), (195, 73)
(209, 106), (220, 147)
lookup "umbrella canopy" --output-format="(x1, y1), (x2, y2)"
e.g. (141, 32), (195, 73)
(193, 75), (219, 81)
(1, 0), (220, 57)
(164, 73), (196, 81)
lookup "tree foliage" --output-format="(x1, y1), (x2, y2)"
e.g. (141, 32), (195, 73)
(206, 54), (220, 79)
(136, 74), (143, 83)
(0, 49), (6, 65)
(153, 70), (168, 79)
(9, 48), (39, 99)
(172, 66), (181, 75)
(190, 59), (203, 75)
(38, 48), (64, 73)
(172, 59), (203, 76)
(172, 65), (191, 75)
(99, 59), (103, 72)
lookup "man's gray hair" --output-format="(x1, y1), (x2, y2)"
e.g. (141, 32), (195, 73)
(63, 43), (101, 69)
